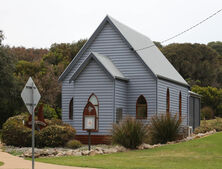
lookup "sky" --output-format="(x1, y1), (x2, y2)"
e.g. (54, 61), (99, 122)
(1, 0), (222, 48)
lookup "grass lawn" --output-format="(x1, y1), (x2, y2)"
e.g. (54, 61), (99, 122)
(35, 132), (222, 169)
(0, 162), (4, 166)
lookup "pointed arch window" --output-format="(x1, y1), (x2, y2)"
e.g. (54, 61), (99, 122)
(88, 93), (99, 130)
(179, 91), (182, 119)
(88, 93), (99, 116)
(136, 95), (147, 119)
(166, 88), (170, 113)
(69, 98), (73, 120)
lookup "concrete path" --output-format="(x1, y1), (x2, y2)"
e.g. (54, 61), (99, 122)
(0, 146), (96, 169)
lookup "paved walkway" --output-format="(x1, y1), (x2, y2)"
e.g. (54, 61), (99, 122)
(0, 144), (96, 169)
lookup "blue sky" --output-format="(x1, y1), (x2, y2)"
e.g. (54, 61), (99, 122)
(1, 0), (222, 48)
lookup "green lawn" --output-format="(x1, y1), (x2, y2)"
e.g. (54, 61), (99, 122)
(0, 162), (4, 166)
(35, 132), (222, 169)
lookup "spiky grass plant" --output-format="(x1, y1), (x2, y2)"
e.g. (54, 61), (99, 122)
(112, 117), (149, 149)
(150, 113), (181, 144)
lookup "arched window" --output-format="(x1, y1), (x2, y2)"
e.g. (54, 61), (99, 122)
(88, 93), (99, 116)
(166, 88), (170, 113)
(69, 98), (73, 120)
(88, 93), (99, 130)
(136, 95), (147, 119)
(179, 91), (182, 119)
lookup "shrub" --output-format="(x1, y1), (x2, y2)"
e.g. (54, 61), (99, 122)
(194, 117), (222, 134)
(112, 117), (148, 149)
(192, 85), (222, 117)
(194, 125), (212, 134)
(2, 114), (32, 147)
(149, 113), (181, 144)
(66, 139), (82, 149)
(44, 118), (64, 126)
(2, 114), (76, 147)
(38, 125), (76, 147)
(201, 106), (214, 120)
(43, 104), (58, 119)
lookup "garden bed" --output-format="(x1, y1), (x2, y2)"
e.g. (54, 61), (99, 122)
(2, 129), (216, 158)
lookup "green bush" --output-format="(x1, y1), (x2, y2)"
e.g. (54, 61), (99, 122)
(43, 104), (58, 119)
(38, 125), (76, 147)
(2, 114), (32, 147)
(194, 125), (212, 134)
(2, 114), (76, 147)
(201, 106), (214, 120)
(112, 117), (149, 149)
(149, 113), (181, 144)
(192, 85), (222, 118)
(194, 117), (222, 134)
(66, 139), (82, 149)
(44, 118), (64, 126)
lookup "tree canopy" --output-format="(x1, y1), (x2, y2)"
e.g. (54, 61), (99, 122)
(0, 46), (23, 127)
(161, 43), (222, 87)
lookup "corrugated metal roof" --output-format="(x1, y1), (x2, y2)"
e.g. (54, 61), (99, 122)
(108, 16), (188, 86)
(59, 15), (188, 86)
(69, 52), (128, 82)
(92, 52), (127, 80)
(189, 91), (201, 97)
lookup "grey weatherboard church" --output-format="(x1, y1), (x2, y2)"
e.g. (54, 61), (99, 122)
(59, 15), (200, 144)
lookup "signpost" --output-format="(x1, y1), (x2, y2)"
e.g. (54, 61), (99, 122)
(84, 115), (96, 150)
(21, 77), (41, 169)
(83, 101), (97, 151)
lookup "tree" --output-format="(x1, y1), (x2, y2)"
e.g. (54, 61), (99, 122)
(192, 85), (222, 117)
(43, 39), (87, 66)
(162, 43), (221, 87)
(0, 46), (23, 128)
(9, 47), (48, 62)
(153, 41), (163, 49)
(0, 30), (4, 45)
(208, 41), (222, 56)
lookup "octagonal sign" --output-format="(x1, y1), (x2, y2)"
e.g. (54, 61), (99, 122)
(21, 77), (41, 114)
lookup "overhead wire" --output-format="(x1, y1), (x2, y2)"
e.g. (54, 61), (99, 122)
(135, 9), (222, 51)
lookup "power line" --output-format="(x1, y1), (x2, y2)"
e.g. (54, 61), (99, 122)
(135, 9), (222, 51)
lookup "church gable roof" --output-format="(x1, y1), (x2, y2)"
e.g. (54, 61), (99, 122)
(59, 15), (188, 86)
(108, 16), (188, 86)
(69, 52), (128, 82)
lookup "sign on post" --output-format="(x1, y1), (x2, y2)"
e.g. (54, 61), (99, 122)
(21, 77), (41, 114)
(83, 102), (97, 151)
(84, 116), (96, 130)
(21, 77), (41, 169)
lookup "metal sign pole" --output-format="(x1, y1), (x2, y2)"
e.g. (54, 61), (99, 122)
(21, 77), (41, 169)
(31, 82), (35, 169)
(88, 130), (91, 151)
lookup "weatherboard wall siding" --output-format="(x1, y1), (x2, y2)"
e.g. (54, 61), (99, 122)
(115, 79), (128, 122)
(91, 22), (157, 124)
(62, 22), (157, 133)
(73, 59), (114, 135)
(157, 79), (189, 126)
(61, 80), (75, 123)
